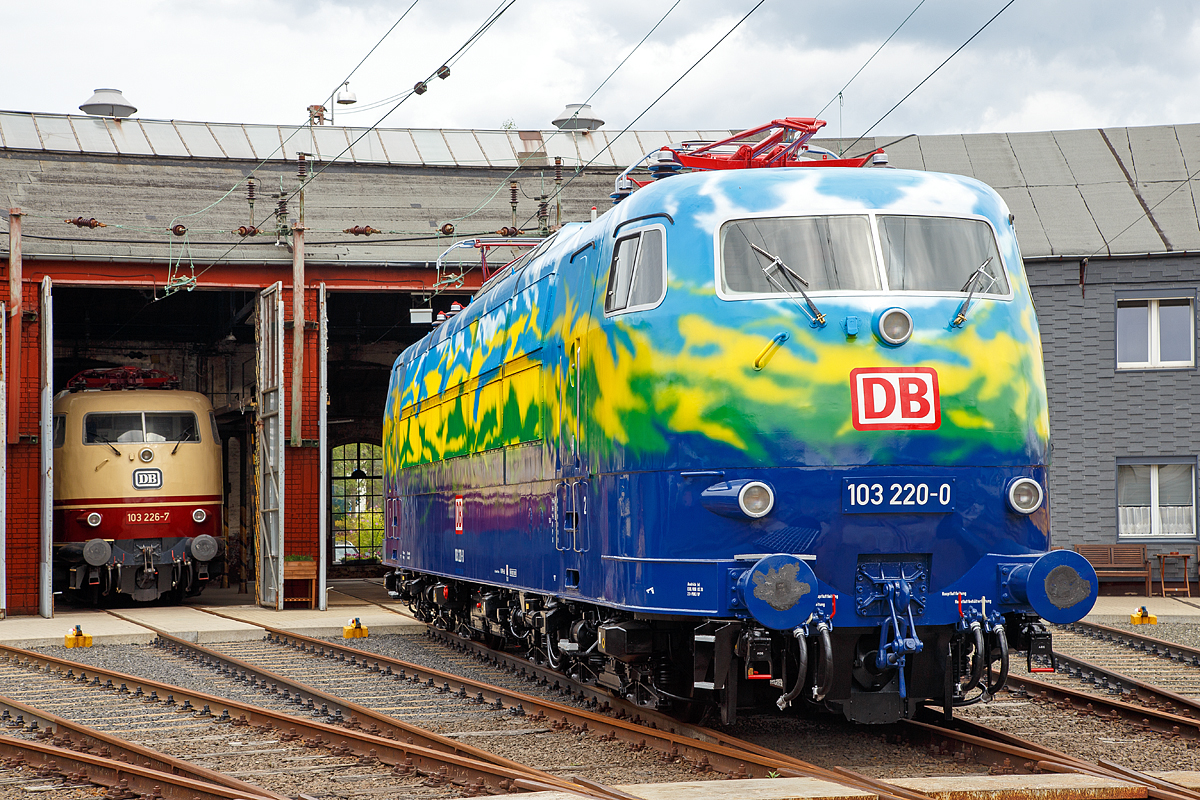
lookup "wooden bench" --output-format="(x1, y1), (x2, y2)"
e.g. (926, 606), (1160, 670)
(1074, 544), (1151, 596)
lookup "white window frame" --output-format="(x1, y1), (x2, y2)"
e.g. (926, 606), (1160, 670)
(1115, 296), (1195, 370)
(713, 211), (1015, 303)
(604, 223), (668, 316)
(1117, 460), (1197, 540)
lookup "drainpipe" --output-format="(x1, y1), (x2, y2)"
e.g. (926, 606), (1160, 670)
(8, 208), (22, 446)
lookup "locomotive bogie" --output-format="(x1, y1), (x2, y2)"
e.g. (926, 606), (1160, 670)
(52, 375), (224, 603)
(383, 164), (1098, 724)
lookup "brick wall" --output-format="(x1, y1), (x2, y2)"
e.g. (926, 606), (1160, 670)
(281, 285), (320, 560)
(1028, 256), (1200, 583)
(6, 280), (44, 615)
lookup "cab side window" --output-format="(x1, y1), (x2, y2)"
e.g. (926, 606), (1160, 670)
(53, 415), (66, 448)
(605, 228), (665, 313)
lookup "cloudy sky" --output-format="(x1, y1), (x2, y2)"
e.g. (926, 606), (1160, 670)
(6, 0), (1199, 138)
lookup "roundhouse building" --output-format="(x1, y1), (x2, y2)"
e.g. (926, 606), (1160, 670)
(0, 110), (1195, 615)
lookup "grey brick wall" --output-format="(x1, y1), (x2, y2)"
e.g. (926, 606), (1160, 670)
(1027, 255), (1200, 584)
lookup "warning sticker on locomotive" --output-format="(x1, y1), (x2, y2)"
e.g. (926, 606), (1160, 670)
(843, 478), (955, 513)
(131, 468), (162, 490)
(849, 367), (941, 430)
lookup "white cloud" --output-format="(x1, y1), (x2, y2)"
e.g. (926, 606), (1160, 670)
(6, 0), (1200, 136)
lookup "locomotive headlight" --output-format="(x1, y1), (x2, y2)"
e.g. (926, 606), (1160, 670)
(876, 307), (913, 346)
(85, 512), (102, 528)
(738, 482), (775, 519)
(139, 447), (154, 463)
(1007, 477), (1044, 514)
(192, 508), (207, 523)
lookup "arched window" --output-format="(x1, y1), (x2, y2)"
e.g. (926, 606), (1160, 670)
(331, 442), (383, 563)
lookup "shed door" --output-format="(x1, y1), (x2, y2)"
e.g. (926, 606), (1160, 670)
(39, 277), (53, 618)
(317, 283), (328, 611)
(256, 282), (285, 609)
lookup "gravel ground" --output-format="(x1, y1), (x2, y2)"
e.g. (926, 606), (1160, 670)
(33, 639), (718, 791)
(15, 646), (479, 798)
(1097, 620), (1200, 647)
(0, 765), (105, 798)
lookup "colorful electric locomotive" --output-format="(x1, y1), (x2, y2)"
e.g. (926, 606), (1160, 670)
(383, 119), (1098, 724)
(53, 367), (224, 603)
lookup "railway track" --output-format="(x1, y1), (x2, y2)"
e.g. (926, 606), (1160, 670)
(0, 641), (589, 798)
(30, 606), (1200, 800)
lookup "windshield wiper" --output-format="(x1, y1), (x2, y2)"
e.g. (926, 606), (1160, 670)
(171, 428), (195, 455)
(952, 256), (994, 327)
(97, 434), (121, 457)
(750, 243), (827, 327)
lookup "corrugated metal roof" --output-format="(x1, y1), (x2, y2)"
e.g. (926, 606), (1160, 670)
(0, 111), (735, 169)
(4, 110), (1200, 261)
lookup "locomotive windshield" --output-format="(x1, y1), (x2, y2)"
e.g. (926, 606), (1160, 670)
(720, 214), (1009, 296)
(721, 216), (879, 295)
(85, 411), (200, 444)
(878, 215), (1008, 294)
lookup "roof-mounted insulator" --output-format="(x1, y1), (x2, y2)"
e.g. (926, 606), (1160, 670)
(65, 217), (106, 228)
(246, 177), (257, 204)
(432, 310), (447, 327)
(439, 223), (455, 236)
(649, 149), (682, 181)
(611, 176), (634, 205)
(436, 65), (450, 80)
(276, 196), (289, 220)
(495, 226), (523, 237)
(413, 81), (428, 95)
(509, 181), (519, 228)
(871, 151), (891, 167)
(235, 226), (260, 237)
(343, 226), (381, 236)
(170, 224), (187, 236)
(447, 301), (463, 316)
(297, 153), (308, 181)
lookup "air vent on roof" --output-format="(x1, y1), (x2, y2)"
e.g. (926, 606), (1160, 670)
(79, 89), (136, 118)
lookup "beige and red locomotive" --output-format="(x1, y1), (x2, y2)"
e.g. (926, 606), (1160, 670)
(53, 367), (224, 603)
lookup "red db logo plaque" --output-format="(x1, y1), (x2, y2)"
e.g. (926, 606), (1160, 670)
(454, 496), (464, 534)
(850, 367), (941, 431)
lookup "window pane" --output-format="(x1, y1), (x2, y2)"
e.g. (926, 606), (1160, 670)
(1116, 301), (1150, 364)
(1118, 464), (1153, 536)
(1159, 463), (1195, 537)
(145, 412), (199, 443)
(85, 413), (143, 444)
(1158, 299), (1193, 364)
(53, 416), (66, 448)
(878, 216), (1008, 294)
(721, 216), (879, 294)
(628, 229), (664, 308)
(606, 236), (639, 311)
(1118, 464), (1152, 505)
(1159, 464), (1194, 506)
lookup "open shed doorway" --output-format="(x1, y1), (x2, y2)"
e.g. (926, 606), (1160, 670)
(50, 285), (260, 604)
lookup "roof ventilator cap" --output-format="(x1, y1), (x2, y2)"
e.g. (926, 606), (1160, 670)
(79, 89), (136, 118)
(552, 103), (604, 131)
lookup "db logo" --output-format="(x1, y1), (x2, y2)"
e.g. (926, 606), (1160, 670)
(454, 495), (464, 534)
(850, 367), (941, 431)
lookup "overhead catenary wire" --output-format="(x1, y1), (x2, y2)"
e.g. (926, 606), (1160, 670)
(813, 0), (927, 122)
(840, 0), (1017, 157)
(321, 0), (421, 113)
(158, 1), (426, 281)
(524, 0), (767, 231)
(444, 0), (683, 225)
(186, 0), (517, 289)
